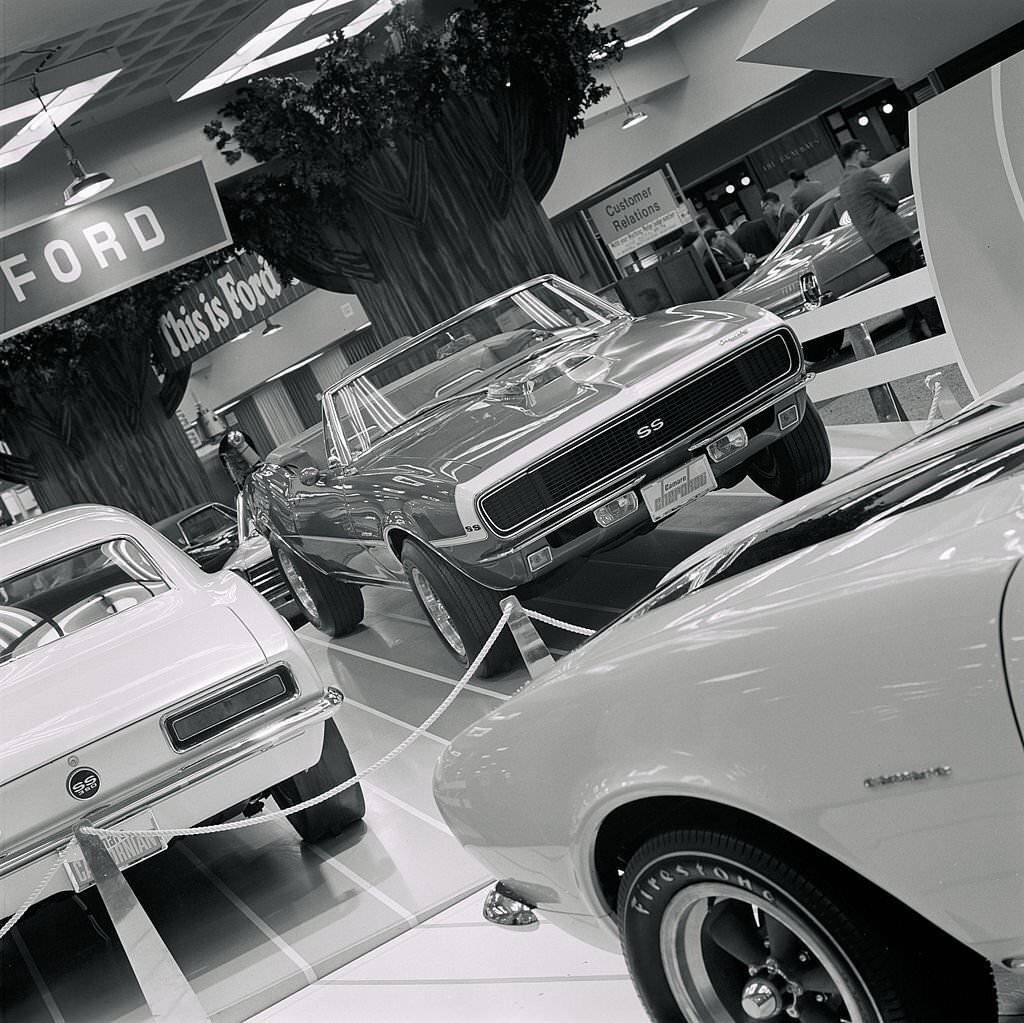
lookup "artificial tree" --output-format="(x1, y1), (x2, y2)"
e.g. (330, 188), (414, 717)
(0, 266), (215, 520)
(206, 0), (622, 337)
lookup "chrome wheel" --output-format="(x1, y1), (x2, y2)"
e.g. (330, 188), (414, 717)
(277, 549), (320, 625)
(409, 565), (466, 657)
(659, 882), (878, 1022)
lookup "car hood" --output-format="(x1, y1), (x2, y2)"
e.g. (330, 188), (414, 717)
(355, 302), (784, 474)
(0, 594), (267, 783)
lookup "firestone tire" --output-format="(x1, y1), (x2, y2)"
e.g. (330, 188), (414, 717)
(401, 539), (518, 679)
(617, 829), (996, 1023)
(272, 544), (363, 637)
(746, 401), (831, 501)
(272, 720), (365, 843)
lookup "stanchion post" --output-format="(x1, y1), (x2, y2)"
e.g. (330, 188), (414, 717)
(73, 824), (212, 1022)
(845, 323), (909, 423)
(500, 596), (556, 680)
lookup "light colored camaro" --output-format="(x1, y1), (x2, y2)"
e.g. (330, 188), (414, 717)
(0, 505), (363, 923)
(435, 380), (1024, 1022)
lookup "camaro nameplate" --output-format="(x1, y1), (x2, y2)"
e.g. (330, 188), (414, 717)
(64, 812), (166, 891)
(641, 456), (717, 522)
(864, 765), (952, 789)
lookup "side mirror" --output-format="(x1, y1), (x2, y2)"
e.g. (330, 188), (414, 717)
(299, 466), (321, 486)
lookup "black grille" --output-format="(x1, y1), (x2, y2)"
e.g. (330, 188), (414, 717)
(480, 333), (795, 534)
(247, 559), (292, 608)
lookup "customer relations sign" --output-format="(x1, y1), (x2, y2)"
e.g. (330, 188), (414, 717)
(588, 171), (690, 260)
(157, 252), (313, 371)
(0, 160), (230, 342)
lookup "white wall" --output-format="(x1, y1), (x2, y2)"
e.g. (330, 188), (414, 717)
(186, 288), (368, 412)
(543, 0), (808, 216)
(912, 49), (1024, 395)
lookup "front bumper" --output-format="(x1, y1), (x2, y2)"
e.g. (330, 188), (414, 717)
(456, 386), (809, 590)
(0, 688), (341, 918)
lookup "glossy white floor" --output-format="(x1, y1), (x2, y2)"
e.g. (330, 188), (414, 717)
(0, 426), (920, 1023)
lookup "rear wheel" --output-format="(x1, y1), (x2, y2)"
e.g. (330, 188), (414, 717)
(273, 544), (363, 636)
(401, 539), (518, 678)
(272, 720), (365, 843)
(618, 828), (996, 1023)
(746, 402), (831, 501)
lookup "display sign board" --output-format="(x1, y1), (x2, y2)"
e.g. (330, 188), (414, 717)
(157, 252), (314, 370)
(750, 122), (835, 184)
(0, 160), (231, 342)
(588, 171), (691, 260)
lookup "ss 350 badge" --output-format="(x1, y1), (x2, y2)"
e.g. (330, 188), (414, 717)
(66, 766), (101, 800)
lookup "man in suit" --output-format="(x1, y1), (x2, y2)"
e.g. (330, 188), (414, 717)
(788, 168), (826, 215)
(730, 214), (776, 258)
(761, 192), (797, 240)
(837, 138), (941, 341)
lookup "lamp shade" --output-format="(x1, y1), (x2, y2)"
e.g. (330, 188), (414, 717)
(621, 107), (648, 130)
(63, 157), (114, 206)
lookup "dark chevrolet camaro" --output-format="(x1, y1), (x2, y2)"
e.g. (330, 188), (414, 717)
(247, 275), (830, 675)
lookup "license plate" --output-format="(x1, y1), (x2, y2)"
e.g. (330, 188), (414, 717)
(641, 456), (717, 522)
(64, 813), (167, 892)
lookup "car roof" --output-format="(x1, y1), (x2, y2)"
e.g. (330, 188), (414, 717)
(0, 505), (153, 581)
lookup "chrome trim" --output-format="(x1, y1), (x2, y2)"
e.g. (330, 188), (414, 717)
(158, 660), (301, 757)
(686, 378), (807, 451)
(482, 476), (647, 559)
(0, 688), (343, 880)
(478, 331), (802, 538)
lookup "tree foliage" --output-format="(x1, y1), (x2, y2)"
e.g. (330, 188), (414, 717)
(203, 0), (622, 278)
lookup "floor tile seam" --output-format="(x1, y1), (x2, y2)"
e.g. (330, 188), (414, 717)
(340, 695), (450, 745)
(177, 843), (318, 985)
(294, 822), (419, 926)
(300, 633), (512, 701)
(316, 973), (633, 987)
(10, 926), (66, 1023)
(361, 782), (450, 833)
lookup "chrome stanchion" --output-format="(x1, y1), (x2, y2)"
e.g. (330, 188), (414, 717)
(500, 596), (556, 680)
(73, 823), (211, 1022)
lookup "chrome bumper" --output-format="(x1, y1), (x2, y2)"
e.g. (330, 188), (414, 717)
(0, 687), (343, 880)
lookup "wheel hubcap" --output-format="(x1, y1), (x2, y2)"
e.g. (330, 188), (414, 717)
(278, 550), (319, 624)
(410, 567), (466, 657)
(657, 880), (878, 1023)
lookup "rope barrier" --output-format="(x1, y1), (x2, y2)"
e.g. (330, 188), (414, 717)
(0, 599), (595, 942)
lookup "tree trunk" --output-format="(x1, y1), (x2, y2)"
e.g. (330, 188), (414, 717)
(6, 373), (212, 522)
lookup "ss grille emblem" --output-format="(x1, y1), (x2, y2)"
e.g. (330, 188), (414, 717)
(636, 417), (665, 440)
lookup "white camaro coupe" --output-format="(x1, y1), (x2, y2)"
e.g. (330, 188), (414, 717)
(434, 380), (1024, 1022)
(0, 505), (364, 923)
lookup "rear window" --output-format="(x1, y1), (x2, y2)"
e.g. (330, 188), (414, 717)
(630, 423), (1024, 619)
(0, 539), (169, 664)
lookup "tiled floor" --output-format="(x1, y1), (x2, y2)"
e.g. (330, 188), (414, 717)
(2, 427), (911, 1023)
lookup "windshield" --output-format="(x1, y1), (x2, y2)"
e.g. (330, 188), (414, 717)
(179, 505), (234, 544)
(324, 279), (623, 461)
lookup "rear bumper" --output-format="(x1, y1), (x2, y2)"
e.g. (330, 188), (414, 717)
(0, 689), (341, 917)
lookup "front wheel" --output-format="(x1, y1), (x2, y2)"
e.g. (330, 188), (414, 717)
(272, 720), (365, 843)
(273, 544), (363, 637)
(746, 401), (831, 501)
(401, 539), (518, 678)
(617, 829), (995, 1023)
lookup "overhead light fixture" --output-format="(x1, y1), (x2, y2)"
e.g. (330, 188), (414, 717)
(29, 80), (114, 206)
(607, 69), (648, 131)
(262, 318), (284, 336)
(725, 183), (736, 195)
(740, 175), (751, 187)
(857, 114), (870, 126)
(881, 101), (894, 115)
(266, 350), (325, 382)
(228, 329), (252, 342)
(624, 7), (698, 47)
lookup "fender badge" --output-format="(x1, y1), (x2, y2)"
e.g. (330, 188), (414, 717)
(864, 765), (952, 790)
(67, 766), (101, 800)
